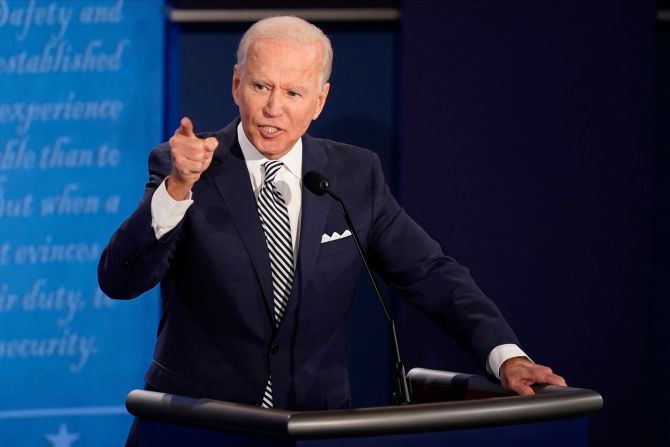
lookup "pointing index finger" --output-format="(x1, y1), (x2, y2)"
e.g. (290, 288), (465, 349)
(176, 116), (195, 137)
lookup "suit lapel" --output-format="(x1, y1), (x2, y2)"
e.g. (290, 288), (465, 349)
(280, 134), (333, 324)
(207, 121), (275, 326)
(206, 124), (334, 331)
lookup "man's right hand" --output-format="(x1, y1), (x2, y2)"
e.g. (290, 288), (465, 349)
(166, 116), (218, 200)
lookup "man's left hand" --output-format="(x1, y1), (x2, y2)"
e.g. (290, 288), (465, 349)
(499, 356), (567, 396)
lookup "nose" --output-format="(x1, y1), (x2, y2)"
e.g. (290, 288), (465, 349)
(263, 90), (283, 117)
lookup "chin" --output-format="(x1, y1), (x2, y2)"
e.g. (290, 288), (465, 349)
(258, 143), (289, 159)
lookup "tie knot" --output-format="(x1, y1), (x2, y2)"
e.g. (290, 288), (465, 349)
(263, 160), (284, 183)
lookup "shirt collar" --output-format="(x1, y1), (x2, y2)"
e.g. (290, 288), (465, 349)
(237, 122), (302, 180)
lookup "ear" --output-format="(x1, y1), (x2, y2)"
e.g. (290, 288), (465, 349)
(232, 65), (241, 106)
(311, 82), (330, 121)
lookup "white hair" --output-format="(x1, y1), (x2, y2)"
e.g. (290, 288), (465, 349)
(236, 16), (333, 89)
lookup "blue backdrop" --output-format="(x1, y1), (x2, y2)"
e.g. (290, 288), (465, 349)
(398, 1), (656, 446)
(0, 1), (163, 445)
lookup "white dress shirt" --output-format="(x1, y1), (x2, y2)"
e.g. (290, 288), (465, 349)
(149, 123), (528, 379)
(236, 123), (302, 258)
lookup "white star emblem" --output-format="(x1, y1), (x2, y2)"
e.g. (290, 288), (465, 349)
(45, 423), (80, 447)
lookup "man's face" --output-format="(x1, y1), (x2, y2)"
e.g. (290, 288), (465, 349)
(232, 39), (330, 160)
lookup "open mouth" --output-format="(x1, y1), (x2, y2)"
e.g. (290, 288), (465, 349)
(259, 125), (282, 137)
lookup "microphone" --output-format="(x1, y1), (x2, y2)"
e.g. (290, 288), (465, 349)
(303, 171), (412, 405)
(303, 171), (329, 196)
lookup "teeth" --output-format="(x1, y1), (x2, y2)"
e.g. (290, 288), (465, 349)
(263, 126), (278, 133)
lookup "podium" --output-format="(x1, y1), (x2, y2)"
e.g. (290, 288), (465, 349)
(125, 368), (602, 446)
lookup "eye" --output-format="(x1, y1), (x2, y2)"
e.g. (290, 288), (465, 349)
(253, 83), (268, 92)
(287, 90), (303, 98)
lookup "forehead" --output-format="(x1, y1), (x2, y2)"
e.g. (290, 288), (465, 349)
(244, 39), (322, 84)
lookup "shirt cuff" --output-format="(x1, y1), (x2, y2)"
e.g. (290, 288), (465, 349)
(151, 178), (193, 240)
(486, 344), (530, 379)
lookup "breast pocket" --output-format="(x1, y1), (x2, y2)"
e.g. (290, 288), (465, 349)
(317, 233), (356, 258)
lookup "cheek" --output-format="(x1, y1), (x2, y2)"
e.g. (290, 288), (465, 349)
(294, 105), (317, 123)
(238, 96), (261, 119)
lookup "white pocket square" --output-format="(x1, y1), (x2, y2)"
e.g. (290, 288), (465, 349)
(321, 230), (352, 243)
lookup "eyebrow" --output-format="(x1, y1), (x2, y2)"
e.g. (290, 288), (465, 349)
(251, 78), (308, 95)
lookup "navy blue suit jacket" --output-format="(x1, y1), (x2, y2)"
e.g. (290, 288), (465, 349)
(98, 119), (519, 410)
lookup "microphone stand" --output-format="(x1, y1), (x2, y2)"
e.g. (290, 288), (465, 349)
(324, 188), (412, 405)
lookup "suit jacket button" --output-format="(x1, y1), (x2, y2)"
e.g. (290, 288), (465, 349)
(270, 345), (280, 355)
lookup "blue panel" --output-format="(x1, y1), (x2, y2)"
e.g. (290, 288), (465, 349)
(0, 1), (164, 445)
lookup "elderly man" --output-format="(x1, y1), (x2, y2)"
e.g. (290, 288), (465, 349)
(98, 15), (564, 424)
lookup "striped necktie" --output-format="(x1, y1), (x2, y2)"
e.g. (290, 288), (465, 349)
(257, 160), (295, 408)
